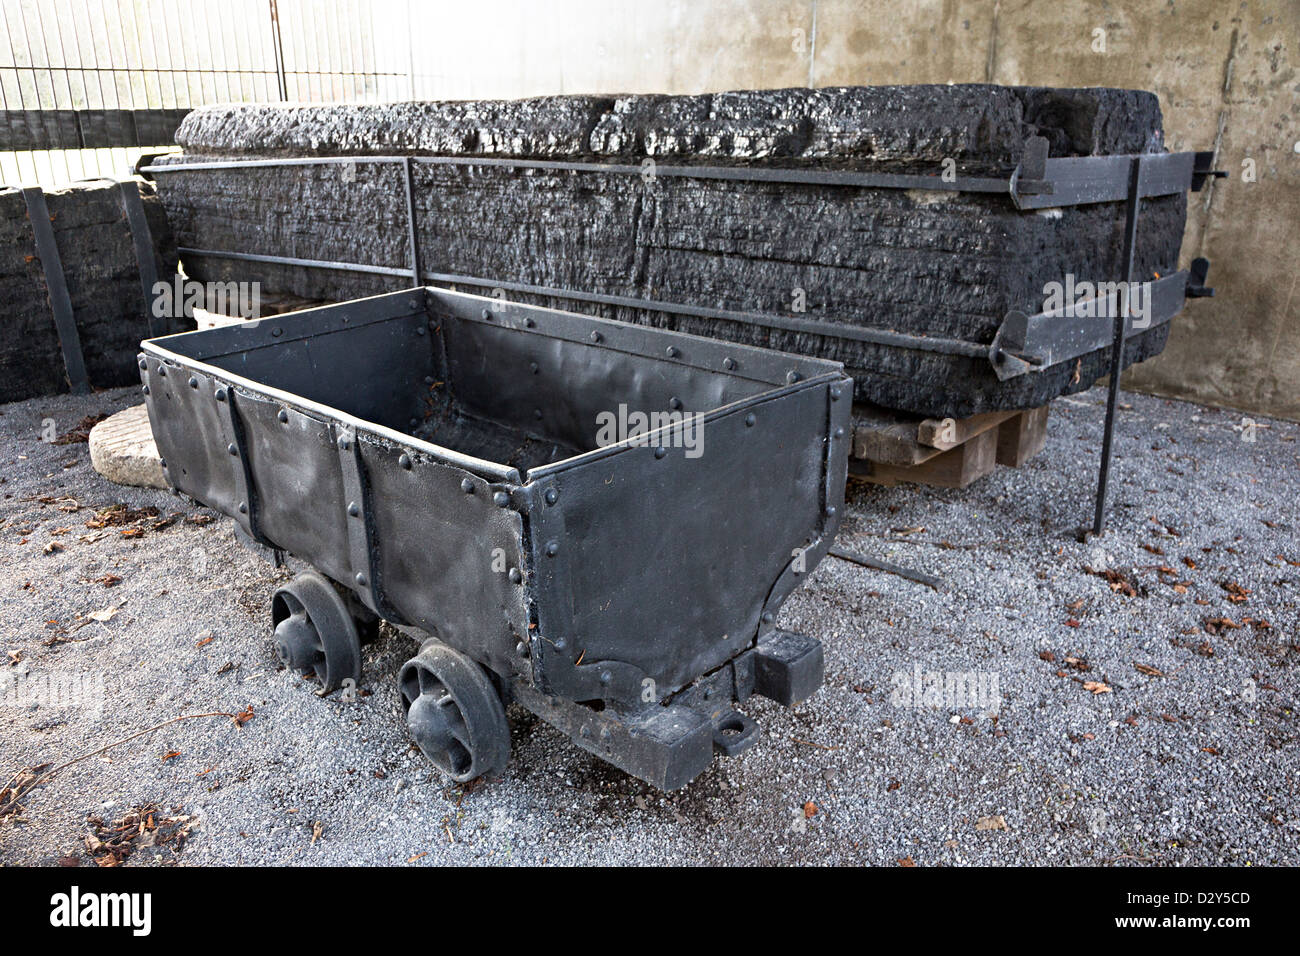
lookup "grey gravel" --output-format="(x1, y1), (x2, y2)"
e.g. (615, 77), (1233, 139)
(0, 384), (1296, 866)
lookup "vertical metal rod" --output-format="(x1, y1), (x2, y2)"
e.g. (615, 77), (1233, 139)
(402, 155), (421, 286)
(268, 0), (289, 100)
(1092, 155), (1144, 536)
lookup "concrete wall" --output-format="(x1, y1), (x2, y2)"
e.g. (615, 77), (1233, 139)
(402, 0), (1298, 420)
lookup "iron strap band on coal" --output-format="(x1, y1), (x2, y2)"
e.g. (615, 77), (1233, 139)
(20, 185), (90, 395)
(168, 245), (995, 360)
(140, 144), (1218, 207)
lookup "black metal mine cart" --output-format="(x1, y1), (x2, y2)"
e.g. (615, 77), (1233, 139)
(140, 288), (851, 789)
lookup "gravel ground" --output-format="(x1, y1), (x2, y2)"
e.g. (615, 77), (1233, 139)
(0, 383), (1296, 866)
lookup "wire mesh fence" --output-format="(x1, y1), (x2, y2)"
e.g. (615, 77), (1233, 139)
(1, 0), (414, 186)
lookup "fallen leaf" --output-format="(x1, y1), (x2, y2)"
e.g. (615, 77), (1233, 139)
(1082, 681), (1112, 694)
(1203, 617), (1240, 635)
(897, 856), (916, 867)
(161, 751), (180, 762)
(232, 705), (255, 727)
(803, 801), (817, 819)
(975, 815), (1008, 831)
(1134, 663), (1163, 677)
(1221, 581), (1251, 604)
(407, 852), (427, 863)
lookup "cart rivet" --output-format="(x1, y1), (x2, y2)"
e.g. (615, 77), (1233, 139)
(745, 413), (756, 427)
(399, 453), (412, 470)
(509, 568), (522, 584)
(141, 385), (149, 395)
(424, 376), (434, 385)
(227, 443), (238, 456)
(347, 501), (360, 517)
(554, 638), (566, 651)
(599, 727), (611, 741)
(338, 437), (350, 450)
(461, 478), (475, 494)
(579, 726), (591, 738)
(409, 300), (421, 311)
(415, 325), (426, 336)
(599, 670), (612, 684)
(666, 346), (679, 358)
(654, 446), (666, 459)
(277, 409), (289, 423)
(830, 385), (842, 400)
(159, 458), (166, 469)
(271, 327), (282, 337)
(158, 366), (166, 377)
(761, 612), (774, 624)
(529, 362), (539, 374)
(544, 488), (558, 505)
(215, 387), (227, 402)
(138, 357), (147, 370)
(409, 418), (418, 428)
(355, 573), (367, 586)
(428, 320), (437, 330)
(590, 331), (602, 343)
(787, 370), (801, 383)
(669, 396), (682, 410)
(524, 317), (535, 328)
(189, 377), (199, 389)
(833, 427), (845, 438)
(481, 308), (492, 320)
(534, 408), (543, 419)
(493, 491), (510, 507)
(825, 506), (837, 518)
(238, 502), (247, 514)
(515, 641), (528, 657)
(723, 357), (735, 370)
(545, 540), (559, 557)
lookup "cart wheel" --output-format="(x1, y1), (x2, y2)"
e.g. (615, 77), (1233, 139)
(399, 641), (509, 783)
(270, 571), (362, 693)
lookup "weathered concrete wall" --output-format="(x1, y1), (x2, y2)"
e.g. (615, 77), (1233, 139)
(399, 0), (1297, 420)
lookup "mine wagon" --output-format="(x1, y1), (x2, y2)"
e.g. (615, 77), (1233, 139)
(140, 287), (850, 789)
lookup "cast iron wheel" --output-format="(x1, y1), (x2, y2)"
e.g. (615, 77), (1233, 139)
(270, 571), (362, 693)
(398, 640), (509, 783)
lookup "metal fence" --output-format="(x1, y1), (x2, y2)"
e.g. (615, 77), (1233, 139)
(0, 0), (414, 185)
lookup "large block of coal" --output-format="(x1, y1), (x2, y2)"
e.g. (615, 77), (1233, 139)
(0, 179), (182, 403)
(154, 85), (1185, 418)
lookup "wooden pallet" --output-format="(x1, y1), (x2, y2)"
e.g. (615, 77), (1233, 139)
(850, 404), (1049, 488)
